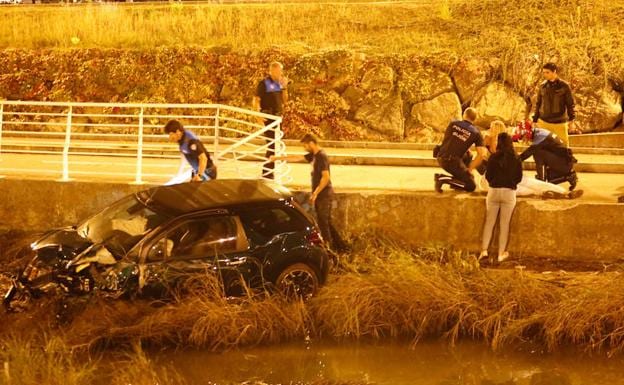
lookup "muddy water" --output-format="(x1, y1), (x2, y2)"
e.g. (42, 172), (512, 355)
(154, 341), (624, 385)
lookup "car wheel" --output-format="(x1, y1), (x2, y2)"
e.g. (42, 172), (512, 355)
(276, 263), (319, 300)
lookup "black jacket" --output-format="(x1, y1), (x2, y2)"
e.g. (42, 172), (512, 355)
(532, 79), (576, 124)
(486, 152), (523, 190)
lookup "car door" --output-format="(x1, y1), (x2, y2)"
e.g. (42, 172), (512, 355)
(138, 213), (254, 297)
(236, 204), (315, 281)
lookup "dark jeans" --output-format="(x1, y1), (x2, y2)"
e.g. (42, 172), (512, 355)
(534, 149), (574, 182)
(262, 118), (277, 180)
(314, 193), (346, 251)
(437, 156), (477, 192)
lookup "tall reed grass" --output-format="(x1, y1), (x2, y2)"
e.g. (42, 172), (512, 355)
(3, 243), (623, 357)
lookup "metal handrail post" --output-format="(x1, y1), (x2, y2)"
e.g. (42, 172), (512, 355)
(214, 107), (220, 162)
(274, 119), (285, 185)
(60, 106), (72, 181)
(133, 106), (145, 184)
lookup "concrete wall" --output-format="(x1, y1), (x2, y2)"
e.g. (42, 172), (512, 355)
(331, 192), (624, 261)
(569, 132), (624, 148)
(1, 178), (623, 261)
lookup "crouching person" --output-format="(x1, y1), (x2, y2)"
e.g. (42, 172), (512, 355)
(165, 120), (217, 182)
(513, 120), (578, 191)
(434, 107), (487, 193)
(271, 134), (348, 253)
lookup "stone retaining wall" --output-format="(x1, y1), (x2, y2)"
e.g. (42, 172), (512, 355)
(0, 178), (622, 261)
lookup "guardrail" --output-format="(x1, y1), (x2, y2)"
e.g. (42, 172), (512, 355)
(0, 101), (291, 185)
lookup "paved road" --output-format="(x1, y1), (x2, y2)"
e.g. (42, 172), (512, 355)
(1, 152), (623, 203)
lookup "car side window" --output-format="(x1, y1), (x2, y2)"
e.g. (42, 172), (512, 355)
(238, 207), (308, 245)
(146, 216), (249, 262)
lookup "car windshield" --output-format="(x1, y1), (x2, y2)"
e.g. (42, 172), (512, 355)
(76, 195), (170, 256)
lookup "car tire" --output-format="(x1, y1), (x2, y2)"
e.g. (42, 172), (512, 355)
(276, 263), (319, 300)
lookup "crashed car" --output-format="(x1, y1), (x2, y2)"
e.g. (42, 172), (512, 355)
(3, 179), (329, 309)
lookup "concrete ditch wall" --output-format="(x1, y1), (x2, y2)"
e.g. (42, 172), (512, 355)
(0, 178), (622, 261)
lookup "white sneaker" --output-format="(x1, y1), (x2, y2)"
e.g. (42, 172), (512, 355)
(498, 252), (509, 263)
(478, 251), (488, 261)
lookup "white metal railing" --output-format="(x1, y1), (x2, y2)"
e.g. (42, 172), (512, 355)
(0, 101), (291, 185)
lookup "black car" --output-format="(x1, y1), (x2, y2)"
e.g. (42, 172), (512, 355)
(3, 179), (329, 308)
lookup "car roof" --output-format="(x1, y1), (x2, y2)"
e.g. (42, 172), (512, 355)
(136, 179), (294, 215)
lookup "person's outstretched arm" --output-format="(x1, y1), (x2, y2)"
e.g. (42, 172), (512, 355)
(270, 154), (306, 163)
(193, 153), (208, 181)
(469, 146), (487, 172)
(519, 144), (537, 161)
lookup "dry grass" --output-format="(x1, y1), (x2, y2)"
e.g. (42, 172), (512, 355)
(0, 337), (96, 385)
(4, 244), (624, 355)
(1, 0), (624, 80)
(1, 236), (624, 365)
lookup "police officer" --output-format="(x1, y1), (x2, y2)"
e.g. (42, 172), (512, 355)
(164, 120), (217, 182)
(532, 62), (578, 147)
(252, 61), (289, 180)
(513, 120), (578, 191)
(434, 108), (487, 193)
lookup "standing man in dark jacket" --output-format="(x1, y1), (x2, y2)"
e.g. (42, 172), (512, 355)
(434, 107), (488, 193)
(532, 62), (578, 147)
(271, 134), (347, 252)
(165, 120), (217, 182)
(513, 120), (578, 191)
(253, 61), (288, 180)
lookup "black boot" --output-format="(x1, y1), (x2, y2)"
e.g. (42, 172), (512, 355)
(434, 174), (444, 193)
(568, 189), (584, 199)
(567, 172), (578, 191)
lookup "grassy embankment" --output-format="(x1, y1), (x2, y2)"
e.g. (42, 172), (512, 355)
(0, 0), (623, 82)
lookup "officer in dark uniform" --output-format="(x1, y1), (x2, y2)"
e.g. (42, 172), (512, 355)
(513, 120), (578, 191)
(434, 108), (487, 193)
(252, 61), (288, 180)
(164, 120), (217, 182)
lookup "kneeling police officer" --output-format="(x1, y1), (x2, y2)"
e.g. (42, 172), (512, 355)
(434, 108), (487, 193)
(513, 120), (578, 191)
